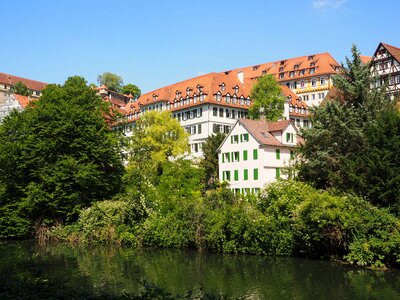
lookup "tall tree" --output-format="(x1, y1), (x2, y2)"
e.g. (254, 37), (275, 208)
(13, 81), (31, 96)
(199, 133), (226, 190)
(97, 72), (123, 92)
(298, 45), (398, 212)
(248, 74), (285, 121)
(0, 76), (124, 238)
(121, 83), (141, 99)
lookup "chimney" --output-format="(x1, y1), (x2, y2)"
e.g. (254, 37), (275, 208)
(237, 71), (244, 84)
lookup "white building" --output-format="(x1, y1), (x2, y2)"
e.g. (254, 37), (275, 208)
(218, 119), (298, 194)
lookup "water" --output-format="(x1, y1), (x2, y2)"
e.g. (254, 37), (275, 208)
(1, 241), (400, 299)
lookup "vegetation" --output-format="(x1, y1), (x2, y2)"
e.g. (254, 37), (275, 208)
(121, 83), (141, 99)
(298, 44), (400, 214)
(97, 72), (124, 92)
(0, 76), (124, 238)
(12, 81), (31, 96)
(248, 74), (285, 120)
(199, 133), (226, 190)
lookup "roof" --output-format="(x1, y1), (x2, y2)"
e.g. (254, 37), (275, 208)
(381, 42), (400, 63)
(360, 55), (372, 64)
(229, 52), (340, 82)
(238, 118), (295, 147)
(0, 72), (47, 91)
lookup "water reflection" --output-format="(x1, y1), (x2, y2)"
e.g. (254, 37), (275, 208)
(1, 241), (399, 299)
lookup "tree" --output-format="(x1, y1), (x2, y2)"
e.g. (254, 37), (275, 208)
(121, 83), (141, 99)
(199, 133), (226, 190)
(123, 111), (189, 204)
(0, 76), (125, 238)
(298, 45), (398, 212)
(97, 72), (123, 92)
(248, 74), (285, 121)
(13, 81), (31, 96)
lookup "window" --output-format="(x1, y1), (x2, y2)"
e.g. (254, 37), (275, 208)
(253, 149), (258, 160)
(396, 75), (400, 84)
(290, 150), (294, 159)
(243, 169), (248, 181)
(234, 170), (239, 181)
(296, 119), (300, 127)
(294, 64), (299, 69)
(232, 151), (240, 162)
(276, 149), (280, 159)
(300, 81), (305, 88)
(198, 124), (202, 134)
(191, 126), (196, 135)
(389, 77), (395, 85)
(219, 108), (223, 117)
(224, 125), (231, 133)
(308, 55), (314, 61)
(226, 95), (231, 103)
(231, 135), (239, 144)
(304, 120), (309, 127)
(320, 77), (326, 85)
(223, 171), (231, 181)
(309, 68), (315, 74)
(226, 109), (231, 118)
(197, 108), (202, 117)
(223, 153), (230, 163)
(253, 168), (259, 180)
(279, 73), (285, 79)
(312, 94), (316, 100)
(213, 107), (218, 116)
(276, 168), (280, 179)
(279, 67), (284, 72)
(243, 150), (248, 161)
(286, 133), (294, 143)
(215, 93), (221, 101)
(289, 71), (295, 77)
(311, 79), (317, 87)
(299, 70), (305, 76)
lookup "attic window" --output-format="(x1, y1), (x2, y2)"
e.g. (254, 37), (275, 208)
(309, 68), (315, 74)
(308, 55), (314, 61)
(197, 84), (203, 93)
(299, 70), (305, 76)
(233, 85), (239, 94)
(219, 83), (226, 92)
(215, 92), (221, 101)
(280, 60), (285, 65)
(310, 62), (316, 67)
(279, 73), (285, 79)
(279, 67), (284, 72)
(262, 70), (267, 75)
(289, 71), (295, 78)
(294, 64), (299, 69)
(252, 65), (260, 71)
(226, 94), (231, 103)
(186, 87), (192, 95)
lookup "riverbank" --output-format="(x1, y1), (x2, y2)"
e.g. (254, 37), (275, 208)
(47, 181), (400, 270)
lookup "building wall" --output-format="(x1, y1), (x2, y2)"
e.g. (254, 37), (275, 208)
(219, 121), (295, 193)
(0, 93), (23, 123)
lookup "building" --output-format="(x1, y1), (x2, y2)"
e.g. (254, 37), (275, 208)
(370, 42), (400, 98)
(231, 52), (340, 107)
(218, 118), (298, 194)
(111, 70), (308, 158)
(0, 93), (31, 123)
(0, 72), (47, 98)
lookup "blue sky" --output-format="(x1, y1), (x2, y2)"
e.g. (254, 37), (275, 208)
(2, 0), (399, 93)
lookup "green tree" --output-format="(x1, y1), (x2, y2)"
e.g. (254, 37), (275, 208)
(97, 72), (123, 92)
(199, 133), (226, 190)
(13, 81), (31, 96)
(0, 76), (124, 238)
(248, 74), (285, 120)
(123, 111), (189, 204)
(121, 83), (141, 99)
(298, 45), (398, 212)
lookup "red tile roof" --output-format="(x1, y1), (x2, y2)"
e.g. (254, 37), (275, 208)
(381, 42), (400, 63)
(231, 52), (340, 82)
(360, 55), (372, 64)
(0, 72), (47, 91)
(238, 119), (296, 147)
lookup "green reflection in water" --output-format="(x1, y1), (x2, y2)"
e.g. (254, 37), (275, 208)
(1, 241), (399, 299)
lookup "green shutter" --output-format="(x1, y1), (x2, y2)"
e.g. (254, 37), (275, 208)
(286, 133), (290, 142)
(253, 149), (258, 160)
(290, 150), (294, 159)
(244, 169), (248, 180)
(222, 153), (225, 163)
(276, 149), (280, 159)
(222, 171), (225, 181)
(243, 150), (248, 161)
(234, 170), (239, 181)
(231, 136), (233, 144)
(276, 168), (280, 179)
(253, 168), (258, 180)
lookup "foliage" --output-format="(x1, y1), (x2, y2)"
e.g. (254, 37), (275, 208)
(199, 133), (226, 190)
(121, 83), (141, 99)
(0, 76), (124, 238)
(298, 44), (398, 212)
(12, 81), (31, 96)
(97, 72), (124, 92)
(248, 74), (285, 121)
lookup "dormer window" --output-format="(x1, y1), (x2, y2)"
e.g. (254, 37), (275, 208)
(252, 65), (260, 71)
(193, 94), (198, 103)
(279, 73), (285, 79)
(280, 60), (285, 65)
(215, 92), (221, 101)
(226, 94), (231, 103)
(219, 83), (226, 92)
(279, 67), (284, 72)
(233, 85), (239, 94)
(199, 93), (205, 102)
(294, 64), (299, 69)
(308, 55), (314, 61)
(232, 95), (237, 104)
(310, 62), (316, 67)
(240, 96), (244, 105)
(152, 94), (158, 101)
(289, 71), (295, 78)
(309, 68), (315, 74)
(299, 70), (305, 76)
(197, 84), (203, 93)
(262, 70), (267, 75)
(186, 87), (192, 96)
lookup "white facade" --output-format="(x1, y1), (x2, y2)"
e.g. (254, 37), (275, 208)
(0, 93), (23, 123)
(218, 119), (297, 194)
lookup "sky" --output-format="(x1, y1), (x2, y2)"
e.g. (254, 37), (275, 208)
(2, 0), (399, 93)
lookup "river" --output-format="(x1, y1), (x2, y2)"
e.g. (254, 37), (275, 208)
(1, 241), (400, 299)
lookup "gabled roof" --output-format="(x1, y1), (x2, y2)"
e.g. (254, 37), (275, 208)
(0, 72), (47, 91)
(360, 55), (372, 64)
(373, 42), (400, 63)
(238, 118), (295, 147)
